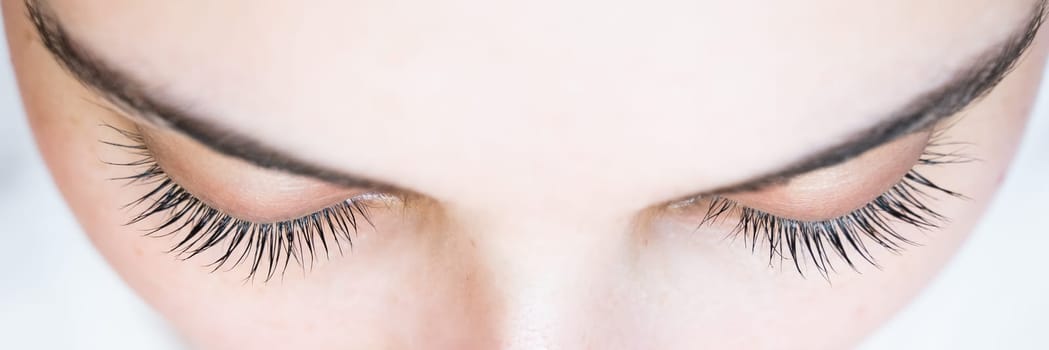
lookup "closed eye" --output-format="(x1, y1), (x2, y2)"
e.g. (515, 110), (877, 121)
(104, 124), (398, 282)
(667, 129), (969, 278)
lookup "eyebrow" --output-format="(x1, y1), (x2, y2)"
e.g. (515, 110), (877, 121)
(712, 0), (1046, 194)
(24, 0), (1048, 196)
(24, 1), (396, 190)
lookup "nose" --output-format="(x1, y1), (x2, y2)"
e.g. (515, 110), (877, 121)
(465, 212), (638, 350)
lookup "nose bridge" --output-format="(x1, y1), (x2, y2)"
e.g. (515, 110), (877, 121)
(460, 209), (633, 349)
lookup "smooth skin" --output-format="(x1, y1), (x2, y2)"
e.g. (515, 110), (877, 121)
(5, 0), (1048, 349)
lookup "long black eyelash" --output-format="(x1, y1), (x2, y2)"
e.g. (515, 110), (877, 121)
(103, 126), (373, 282)
(698, 140), (969, 278)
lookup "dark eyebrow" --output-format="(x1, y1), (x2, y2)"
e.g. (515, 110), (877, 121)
(712, 1), (1047, 194)
(24, 0), (398, 191)
(23, 0), (1047, 197)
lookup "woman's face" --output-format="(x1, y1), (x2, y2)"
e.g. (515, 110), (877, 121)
(5, 0), (1048, 348)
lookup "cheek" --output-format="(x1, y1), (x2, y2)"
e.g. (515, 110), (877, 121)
(627, 198), (988, 349)
(143, 225), (500, 349)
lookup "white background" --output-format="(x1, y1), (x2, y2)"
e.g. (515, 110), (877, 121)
(0, 17), (1047, 350)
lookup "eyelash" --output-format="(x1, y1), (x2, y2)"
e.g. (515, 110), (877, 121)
(104, 126), (377, 282)
(687, 136), (968, 278)
(104, 126), (966, 281)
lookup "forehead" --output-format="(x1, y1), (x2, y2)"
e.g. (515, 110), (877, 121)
(51, 0), (1034, 208)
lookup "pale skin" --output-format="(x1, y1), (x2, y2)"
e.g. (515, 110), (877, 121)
(4, 0), (1048, 349)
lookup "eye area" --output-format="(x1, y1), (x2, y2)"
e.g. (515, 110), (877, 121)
(720, 131), (933, 222)
(105, 125), (405, 281)
(133, 126), (372, 222)
(104, 118), (967, 281)
(663, 130), (968, 276)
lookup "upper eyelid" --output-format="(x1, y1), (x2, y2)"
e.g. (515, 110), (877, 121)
(677, 127), (944, 204)
(706, 123), (945, 197)
(681, 130), (969, 218)
(101, 125), (364, 219)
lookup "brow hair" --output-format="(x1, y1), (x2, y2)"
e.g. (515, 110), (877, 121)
(22, 0), (1049, 197)
(24, 0), (396, 191)
(711, 0), (1047, 194)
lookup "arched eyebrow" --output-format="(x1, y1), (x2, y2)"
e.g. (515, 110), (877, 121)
(24, 0), (400, 191)
(714, 0), (1047, 194)
(23, 0), (1047, 196)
